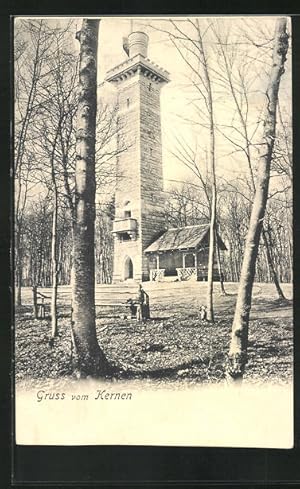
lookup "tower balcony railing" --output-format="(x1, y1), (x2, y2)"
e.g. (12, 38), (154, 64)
(112, 217), (137, 235)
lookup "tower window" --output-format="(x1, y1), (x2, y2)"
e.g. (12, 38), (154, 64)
(148, 83), (152, 92)
(150, 148), (153, 157)
(120, 233), (131, 242)
(126, 98), (130, 108)
(123, 200), (131, 218)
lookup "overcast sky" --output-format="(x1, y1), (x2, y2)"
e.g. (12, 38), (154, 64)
(16, 16), (292, 196)
(96, 16), (292, 190)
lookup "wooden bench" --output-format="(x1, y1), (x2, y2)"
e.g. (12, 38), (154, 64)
(32, 287), (50, 318)
(94, 286), (150, 321)
(95, 299), (150, 321)
(31, 286), (151, 321)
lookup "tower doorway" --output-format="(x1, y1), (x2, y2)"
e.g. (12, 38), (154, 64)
(124, 257), (134, 280)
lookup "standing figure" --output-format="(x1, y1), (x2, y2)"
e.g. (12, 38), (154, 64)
(135, 284), (150, 322)
(127, 284), (150, 322)
(200, 305), (207, 321)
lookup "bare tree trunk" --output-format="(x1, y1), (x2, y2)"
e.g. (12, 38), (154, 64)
(50, 189), (58, 338)
(260, 228), (286, 298)
(215, 228), (226, 295)
(261, 228), (286, 300)
(32, 285), (38, 319)
(16, 224), (22, 306)
(48, 123), (61, 338)
(226, 18), (289, 383)
(15, 21), (46, 307)
(288, 236), (293, 284)
(197, 25), (217, 322)
(215, 23), (286, 300)
(206, 181), (216, 321)
(72, 19), (109, 377)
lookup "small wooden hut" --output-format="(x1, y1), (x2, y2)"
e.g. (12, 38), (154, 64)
(144, 224), (227, 281)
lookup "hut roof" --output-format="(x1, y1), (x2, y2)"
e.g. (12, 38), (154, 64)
(144, 224), (227, 253)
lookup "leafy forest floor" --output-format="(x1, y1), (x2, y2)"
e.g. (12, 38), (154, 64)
(15, 282), (293, 389)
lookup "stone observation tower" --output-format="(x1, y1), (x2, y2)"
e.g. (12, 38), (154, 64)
(106, 31), (170, 282)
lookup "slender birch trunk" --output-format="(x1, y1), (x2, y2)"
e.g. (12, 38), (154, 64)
(215, 228), (226, 295)
(16, 223), (22, 306)
(216, 24), (286, 299)
(72, 19), (110, 377)
(195, 20), (217, 322)
(50, 188), (58, 338)
(32, 285), (38, 319)
(261, 228), (285, 299)
(226, 18), (289, 382)
(48, 125), (61, 338)
(206, 177), (216, 322)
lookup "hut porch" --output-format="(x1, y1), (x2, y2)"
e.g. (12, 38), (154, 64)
(144, 224), (226, 282)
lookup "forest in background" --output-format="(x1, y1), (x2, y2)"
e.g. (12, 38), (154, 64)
(15, 17), (292, 292)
